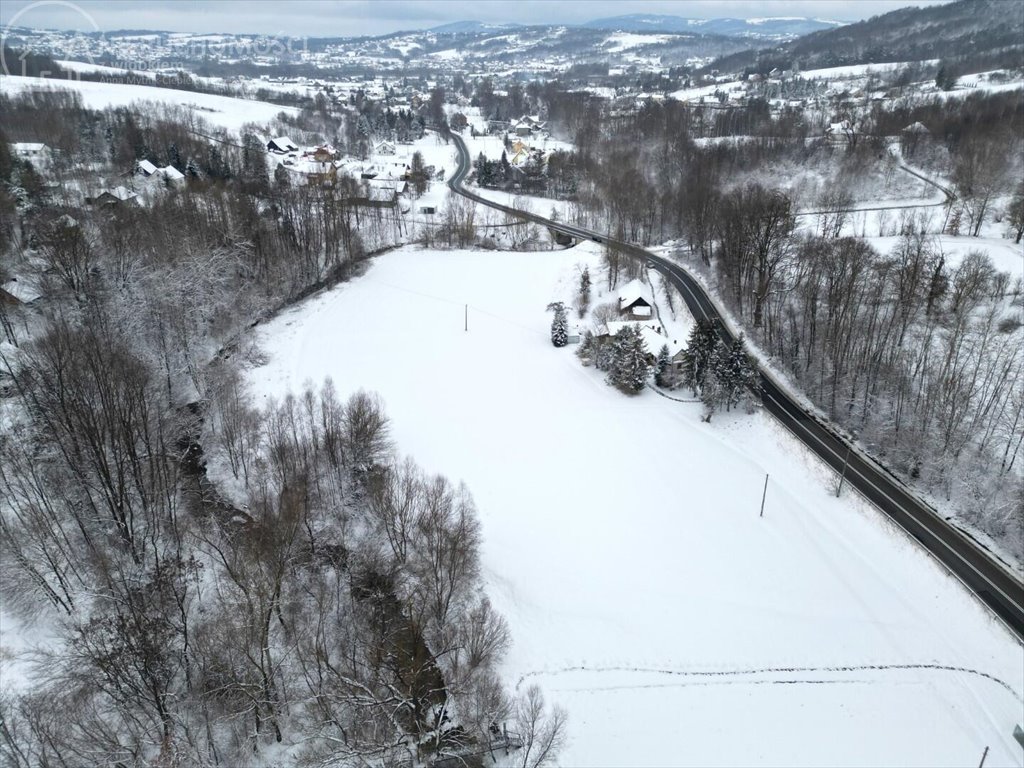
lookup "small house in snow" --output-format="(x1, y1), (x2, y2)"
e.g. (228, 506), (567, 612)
(601, 320), (684, 364)
(137, 159), (159, 176)
(159, 165), (185, 185)
(617, 279), (653, 319)
(267, 137), (298, 154)
(11, 142), (52, 168)
(92, 186), (139, 206)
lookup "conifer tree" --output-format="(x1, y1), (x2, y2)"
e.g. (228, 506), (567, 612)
(577, 266), (591, 318)
(607, 325), (650, 394)
(701, 347), (726, 422)
(680, 319), (720, 396)
(716, 334), (759, 411)
(595, 337), (614, 371)
(576, 329), (595, 364)
(655, 343), (672, 388)
(550, 302), (568, 347)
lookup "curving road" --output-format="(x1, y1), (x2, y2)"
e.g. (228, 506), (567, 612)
(441, 129), (1024, 641)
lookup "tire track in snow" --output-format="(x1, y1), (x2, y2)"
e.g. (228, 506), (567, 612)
(516, 663), (1023, 700)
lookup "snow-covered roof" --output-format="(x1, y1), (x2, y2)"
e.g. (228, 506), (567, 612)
(98, 185), (138, 202)
(603, 320), (684, 357)
(293, 159), (335, 177)
(11, 142), (47, 153)
(902, 121), (929, 134)
(617, 278), (652, 310)
(159, 165), (184, 181)
(268, 136), (298, 152)
(1, 277), (42, 304)
(137, 159), (158, 175)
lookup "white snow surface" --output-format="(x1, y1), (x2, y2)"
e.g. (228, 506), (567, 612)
(0, 75), (298, 131)
(604, 33), (675, 52)
(242, 245), (1023, 767)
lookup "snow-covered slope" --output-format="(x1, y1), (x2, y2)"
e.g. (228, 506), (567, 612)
(242, 244), (1023, 767)
(582, 14), (844, 39)
(0, 75), (297, 131)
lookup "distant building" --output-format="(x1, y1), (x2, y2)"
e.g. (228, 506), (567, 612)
(91, 186), (139, 206)
(617, 279), (653, 319)
(10, 142), (52, 168)
(267, 136), (298, 153)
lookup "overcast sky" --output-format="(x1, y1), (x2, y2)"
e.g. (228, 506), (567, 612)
(1, 0), (953, 38)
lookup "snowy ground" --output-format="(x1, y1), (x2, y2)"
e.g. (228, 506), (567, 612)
(0, 74), (299, 131)
(241, 244), (1023, 767)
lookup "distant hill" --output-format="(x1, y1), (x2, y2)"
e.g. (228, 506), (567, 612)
(581, 14), (844, 40)
(427, 21), (520, 35)
(710, 0), (1024, 73)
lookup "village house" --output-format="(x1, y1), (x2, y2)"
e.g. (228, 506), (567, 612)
(297, 159), (337, 186)
(90, 186), (139, 206)
(617, 279), (654, 319)
(11, 142), (52, 168)
(1, 276), (43, 308)
(267, 136), (299, 154)
(600, 320), (686, 378)
(900, 121), (931, 158)
(137, 160), (185, 185)
(825, 119), (857, 148)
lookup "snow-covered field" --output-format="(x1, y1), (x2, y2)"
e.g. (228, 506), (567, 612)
(604, 33), (675, 52)
(0, 75), (298, 131)
(797, 61), (939, 81)
(242, 244), (1023, 767)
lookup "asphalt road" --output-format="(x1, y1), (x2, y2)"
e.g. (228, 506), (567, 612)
(441, 129), (1024, 641)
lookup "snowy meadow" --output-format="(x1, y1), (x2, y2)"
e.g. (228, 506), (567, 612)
(242, 244), (1024, 767)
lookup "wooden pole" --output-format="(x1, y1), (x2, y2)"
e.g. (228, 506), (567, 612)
(465, 304), (468, 332)
(978, 746), (988, 768)
(760, 474), (769, 518)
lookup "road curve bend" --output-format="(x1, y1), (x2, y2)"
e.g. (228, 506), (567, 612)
(438, 128), (1024, 641)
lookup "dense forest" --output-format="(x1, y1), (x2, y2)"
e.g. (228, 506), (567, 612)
(535, 88), (1024, 555)
(0, 90), (564, 766)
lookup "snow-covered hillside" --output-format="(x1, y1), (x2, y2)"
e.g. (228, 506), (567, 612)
(241, 244), (1023, 767)
(0, 75), (298, 131)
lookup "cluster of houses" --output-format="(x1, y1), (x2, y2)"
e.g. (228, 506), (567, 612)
(86, 159), (185, 207)
(585, 278), (689, 383)
(267, 136), (412, 207)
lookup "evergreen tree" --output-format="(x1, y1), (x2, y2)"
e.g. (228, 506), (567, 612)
(474, 152), (490, 186)
(167, 142), (182, 170)
(577, 266), (591, 318)
(701, 347), (727, 422)
(550, 302), (568, 348)
(594, 337), (615, 371)
(715, 334), (759, 411)
(680, 319), (720, 396)
(409, 151), (431, 196)
(273, 162), (290, 190)
(576, 329), (595, 364)
(654, 343), (672, 388)
(607, 325), (650, 394)
(499, 150), (511, 185)
(935, 61), (957, 91)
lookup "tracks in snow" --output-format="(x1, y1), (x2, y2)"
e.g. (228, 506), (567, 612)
(515, 663), (1023, 699)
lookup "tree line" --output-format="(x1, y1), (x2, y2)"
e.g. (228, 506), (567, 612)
(0, 94), (566, 765)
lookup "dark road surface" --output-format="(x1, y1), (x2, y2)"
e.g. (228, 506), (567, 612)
(441, 129), (1024, 641)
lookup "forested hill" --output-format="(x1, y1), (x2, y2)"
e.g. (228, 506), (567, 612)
(711, 0), (1024, 74)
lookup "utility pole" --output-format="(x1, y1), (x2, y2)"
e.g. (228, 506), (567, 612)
(760, 474), (769, 518)
(836, 445), (851, 497)
(978, 746), (988, 768)
(464, 303), (468, 332)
